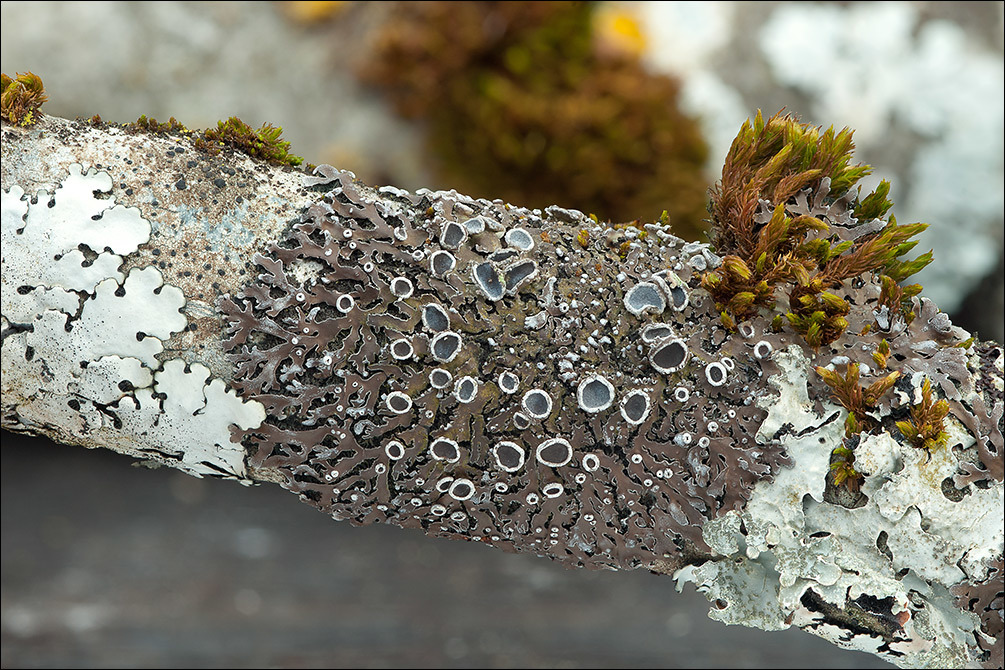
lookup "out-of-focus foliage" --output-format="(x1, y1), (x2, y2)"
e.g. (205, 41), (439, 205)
(361, 1), (710, 239)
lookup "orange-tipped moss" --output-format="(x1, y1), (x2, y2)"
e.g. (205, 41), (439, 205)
(872, 339), (891, 370)
(703, 111), (933, 347)
(1, 71), (47, 127)
(830, 446), (864, 493)
(878, 273), (923, 325)
(123, 113), (304, 168)
(816, 363), (900, 436)
(193, 117), (303, 168)
(896, 378), (951, 453)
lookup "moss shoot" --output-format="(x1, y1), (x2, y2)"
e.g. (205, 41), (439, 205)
(119, 113), (304, 169)
(1, 71), (47, 127)
(194, 117), (303, 168)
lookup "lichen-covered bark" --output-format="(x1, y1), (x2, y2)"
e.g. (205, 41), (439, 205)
(2, 115), (1002, 669)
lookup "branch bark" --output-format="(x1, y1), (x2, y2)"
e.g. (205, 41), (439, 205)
(2, 114), (1002, 668)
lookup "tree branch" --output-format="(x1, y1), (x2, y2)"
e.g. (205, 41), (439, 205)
(2, 113), (1002, 669)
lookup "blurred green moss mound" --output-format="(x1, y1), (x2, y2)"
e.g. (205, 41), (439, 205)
(362, 1), (711, 240)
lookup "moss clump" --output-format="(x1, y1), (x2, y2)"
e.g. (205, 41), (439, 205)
(829, 444), (863, 493)
(1, 71), (47, 127)
(702, 111), (932, 347)
(871, 339), (891, 369)
(124, 114), (305, 168)
(362, 1), (710, 239)
(130, 114), (188, 134)
(193, 117), (303, 168)
(896, 378), (951, 453)
(816, 362), (900, 493)
(816, 362), (900, 437)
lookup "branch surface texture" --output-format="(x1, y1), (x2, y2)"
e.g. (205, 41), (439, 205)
(2, 112), (1002, 669)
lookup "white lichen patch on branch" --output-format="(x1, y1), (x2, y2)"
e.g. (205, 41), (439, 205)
(1, 165), (149, 323)
(680, 346), (1003, 668)
(2, 161), (264, 478)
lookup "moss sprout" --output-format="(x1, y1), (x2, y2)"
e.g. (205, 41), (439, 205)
(896, 378), (951, 453)
(830, 445), (864, 493)
(816, 362), (900, 492)
(871, 339), (891, 370)
(1, 71), (47, 127)
(130, 114), (188, 134)
(120, 113), (303, 168)
(816, 362), (900, 437)
(194, 117), (303, 168)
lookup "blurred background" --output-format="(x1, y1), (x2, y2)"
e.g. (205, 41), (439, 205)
(2, 1), (1002, 667)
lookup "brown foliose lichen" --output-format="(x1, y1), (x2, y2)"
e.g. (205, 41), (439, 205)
(213, 110), (1000, 661)
(952, 557), (1004, 670)
(220, 164), (789, 570)
(360, 1), (710, 240)
(1, 71), (47, 127)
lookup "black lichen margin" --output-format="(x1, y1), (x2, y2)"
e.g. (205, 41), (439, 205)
(219, 164), (789, 571)
(1, 72), (47, 127)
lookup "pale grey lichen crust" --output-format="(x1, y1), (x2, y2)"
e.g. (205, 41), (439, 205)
(2, 163), (264, 478)
(678, 346), (1004, 668)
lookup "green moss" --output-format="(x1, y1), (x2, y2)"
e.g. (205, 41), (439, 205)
(194, 117), (303, 168)
(896, 378), (950, 453)
(1, 71), (47, 127)
(815, 362), (900, 437)
(362, 1), (710, 240)
(816, 362), (900, 493)
(129, 114), (188, 134)
(829, 445), (863, 493)
(702, 111), (933, 347)
(123, 112), (304, 168)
